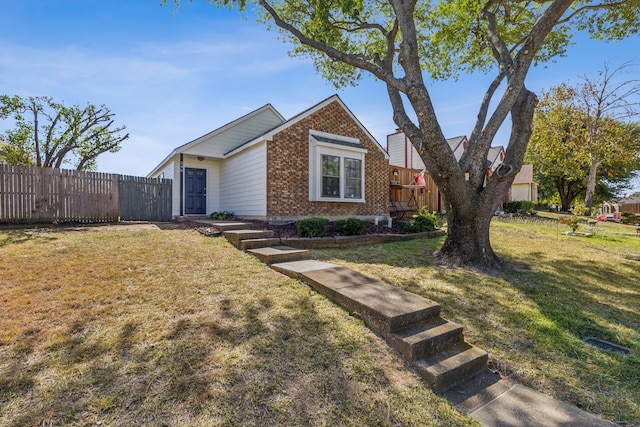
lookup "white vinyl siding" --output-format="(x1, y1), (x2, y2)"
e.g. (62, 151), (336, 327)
(387, 132), (408, 168)
(387, 132), (426, 170)
(219, 141), (267, 216)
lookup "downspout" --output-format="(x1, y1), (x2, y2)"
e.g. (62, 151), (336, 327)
(180, 153), (184, 217)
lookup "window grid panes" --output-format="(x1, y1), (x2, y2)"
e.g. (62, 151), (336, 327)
(344, 158), (362, 199)
(321, 155), (340, 198)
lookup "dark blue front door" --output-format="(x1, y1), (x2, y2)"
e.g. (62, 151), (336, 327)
(185, 168), (206, 215)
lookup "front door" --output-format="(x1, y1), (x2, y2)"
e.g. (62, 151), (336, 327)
(185, 168), (206, 215)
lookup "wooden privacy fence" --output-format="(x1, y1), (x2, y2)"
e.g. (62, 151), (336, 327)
(0, 164), (172, 224)
(389, 166), (441, 213)
(118, 175), (172, 222)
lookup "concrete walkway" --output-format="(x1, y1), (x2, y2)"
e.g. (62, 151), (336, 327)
(271, 259), (618, 427)
(202, 219), (619, 426)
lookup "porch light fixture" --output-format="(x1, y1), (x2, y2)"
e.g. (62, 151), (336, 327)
(392, 168), (399, 176)
(197, 156), (204, 161)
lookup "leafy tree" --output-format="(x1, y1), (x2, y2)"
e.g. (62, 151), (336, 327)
(572, 64), (640, 214)
(0, 95), (129, 171)
(167, 0), (640, 268)
(527, 72), (640, 213)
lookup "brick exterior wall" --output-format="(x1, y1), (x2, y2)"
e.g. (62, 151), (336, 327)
(266, 100), (389, 221)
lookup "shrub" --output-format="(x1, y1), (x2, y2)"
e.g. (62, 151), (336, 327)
(335, 218), (365, 236)
(572, 205), (588, 216)
(404, 207), (437, 233)
(296, 217), (329, 238)
(505, 200), (535, 214)
(620, 212), (639, 225)
(209, 211), (234, 220)
(559, 215), (579, 232)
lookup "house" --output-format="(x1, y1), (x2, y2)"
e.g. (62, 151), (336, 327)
(507, 164), (538, 204)
(603, 196), (640, 216)
(148, 95), (390, 222)
(386, 131), (537, 205)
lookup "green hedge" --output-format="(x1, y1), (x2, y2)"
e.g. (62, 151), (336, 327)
(505, 200), (535, 214)
(208, 211), (234, 220)
(620, 212), (639, 225)
(296, 217), (329, 238)
(335, 218), (365, 236)
(404, 208), (437, 233)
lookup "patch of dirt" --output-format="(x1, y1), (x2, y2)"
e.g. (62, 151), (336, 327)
(0, 221), (194, 233)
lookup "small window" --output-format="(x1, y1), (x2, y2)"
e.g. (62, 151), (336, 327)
(309, 131), (366, 202)
(322, 155), (341, 197)
(344, 158), (362, 199)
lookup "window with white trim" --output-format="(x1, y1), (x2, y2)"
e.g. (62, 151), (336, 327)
(309, 131), (366, 202)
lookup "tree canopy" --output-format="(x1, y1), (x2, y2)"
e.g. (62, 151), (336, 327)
(527, 65), (640, 212)
(0, 95), (129, 171)
(167, 0), (640, 268)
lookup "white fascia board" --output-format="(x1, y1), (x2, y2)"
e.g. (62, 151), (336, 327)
(223, 136), (269, 158)
(147, 103), (284, 176)
(147, 152), (177, 178)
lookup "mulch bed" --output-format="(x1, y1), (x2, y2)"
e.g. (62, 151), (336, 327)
(189, 219), (411, 238)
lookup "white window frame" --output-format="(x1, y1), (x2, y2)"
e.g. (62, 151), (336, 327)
(308, 130), (367, 203)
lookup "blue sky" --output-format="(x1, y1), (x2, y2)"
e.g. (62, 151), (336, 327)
(2, 1), (639, 193)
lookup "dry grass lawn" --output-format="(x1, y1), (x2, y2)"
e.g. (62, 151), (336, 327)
(0, 224), (476, 427)
(311, 216), (640, 426)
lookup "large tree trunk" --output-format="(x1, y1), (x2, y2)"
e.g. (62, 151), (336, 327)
(583, 158), (599, 215)
(438, 201), (499, 268)
(556, 177), (573, 212)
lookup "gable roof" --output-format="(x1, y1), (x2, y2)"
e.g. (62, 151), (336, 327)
(615, 195), (640, 204)
(149, 95), (388, 177)
(224, 94), (388, 158)
(487, 146), (505, 170)
(148, 103), (286, 176)
(447, 136), (467, 161)
(512, 164), (534, 184)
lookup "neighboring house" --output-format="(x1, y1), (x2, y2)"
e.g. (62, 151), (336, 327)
(387, 131), (537, 204)
(387, 131), (470, 168)
(507, 164), (538, 204)
(619, 196), (640, 215)
(148, 95), (390, 221)
(603, 196), (640, 215)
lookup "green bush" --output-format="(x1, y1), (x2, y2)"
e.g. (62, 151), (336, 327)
(404, 208), (437, 233)
(505, 200), (535, 214)
(335, 218), (365, 236)
(209, 211), (234, 220)
(296, 217), (329, 237)
(620, 212), (639, 225)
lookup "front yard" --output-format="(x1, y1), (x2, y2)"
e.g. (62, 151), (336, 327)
(311, 216), (640, 426)
(0, 224), (474, 426)
(1, 216), (638, 425)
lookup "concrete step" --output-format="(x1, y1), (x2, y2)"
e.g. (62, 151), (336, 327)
(247, 246), (310, 264)
(414, 343), (488, 392)
(281, 265), (441, 336)
(390, 318), (464, 361)
(239, 237), (281, 250)
(210, 221), (252, 231)
(223, 229), (274, 248)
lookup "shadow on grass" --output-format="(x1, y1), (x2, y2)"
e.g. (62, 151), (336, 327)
(0, 229), (57, 246)
(311, 238), (640, 424)
(1, 290), (415, 426)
